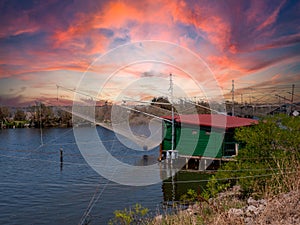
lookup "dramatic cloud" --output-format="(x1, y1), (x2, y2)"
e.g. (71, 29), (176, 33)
(0, 0), (299, 105)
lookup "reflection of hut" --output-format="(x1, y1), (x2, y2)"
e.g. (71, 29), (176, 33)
(162, 171), (212, 202)
(160, 114), (257, 170)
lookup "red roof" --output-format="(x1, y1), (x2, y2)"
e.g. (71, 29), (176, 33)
(162, 114), (258, 129)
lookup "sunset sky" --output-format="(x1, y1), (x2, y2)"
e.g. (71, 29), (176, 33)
(0, 0), (300, 106)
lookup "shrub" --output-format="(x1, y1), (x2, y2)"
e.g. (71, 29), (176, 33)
(203, 114), (300, 198)
(109, 203), (149, 225)
(180, 189), (198, 202)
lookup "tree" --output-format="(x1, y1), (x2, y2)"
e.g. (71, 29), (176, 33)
(151, 96), (172, 111)
(33, 103), (55, 127)
(41, 104), (54, 127)
(195, 101), (210, 114)
(14, 109), (26, 121)
(58, 109), (72, 127)
(0, 106), (10, 121)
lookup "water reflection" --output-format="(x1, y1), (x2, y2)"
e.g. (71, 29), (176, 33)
(162, 171), (212, 202)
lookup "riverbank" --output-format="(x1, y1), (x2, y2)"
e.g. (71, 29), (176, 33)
(0, 121), (71, 129)
(149, 185), (300, 225)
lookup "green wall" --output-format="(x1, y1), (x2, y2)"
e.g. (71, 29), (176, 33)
(162, 121), (236, 158)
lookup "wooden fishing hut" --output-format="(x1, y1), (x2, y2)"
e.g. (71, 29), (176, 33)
(160, 114), (258, 170)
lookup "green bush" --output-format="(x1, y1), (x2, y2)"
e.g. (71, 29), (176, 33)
(180, 189), (198, 202)
(203, 114), (300, 198)
(202, 175), (230, 199)
(109, 203), (149, 225)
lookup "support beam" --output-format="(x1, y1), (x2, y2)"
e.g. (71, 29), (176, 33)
(185, 158), (188, 170)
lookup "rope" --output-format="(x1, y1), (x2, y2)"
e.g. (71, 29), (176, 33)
(78, 136), (120, 225)
(163, 171), (298, 184)
(78, 132), (149, 225)
(0, 170), (297, 187)
(78, 182), (107, 225)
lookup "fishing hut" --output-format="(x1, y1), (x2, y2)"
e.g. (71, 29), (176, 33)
(160, 114), (258, 170)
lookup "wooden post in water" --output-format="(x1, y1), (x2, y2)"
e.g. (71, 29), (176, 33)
(60, 147), (63, 171)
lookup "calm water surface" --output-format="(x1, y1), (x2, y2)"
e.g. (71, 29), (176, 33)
(0, 127), (209, 224)
(0, 127), (164, 224)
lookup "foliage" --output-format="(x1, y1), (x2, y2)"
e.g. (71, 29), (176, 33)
(180, 189), (198, 202)
(202, 175), (230, 199)
(109, 203), (149, 225)
(14, 109), (26, 121)
(151, 96), (211, 114)
(0, 105), (74, 128)
(203, 114), (300, 198)
(0, 106), (10, 121)
(195, 101), (211, 114)
(57, 109), (72, 127)
(151, 96), (172, 111)
(33, 104), (72, 127)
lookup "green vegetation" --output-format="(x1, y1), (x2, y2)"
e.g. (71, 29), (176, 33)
(0, 106), (10, 121)
(0, 105), (72, 128)
(180, 189), (198, 203)
(109, 203), (149, 225)
(201, 175), (230, 200)
(205, 114), (300, 198)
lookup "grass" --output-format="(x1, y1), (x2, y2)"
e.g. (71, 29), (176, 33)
(145, 163), (300, 225)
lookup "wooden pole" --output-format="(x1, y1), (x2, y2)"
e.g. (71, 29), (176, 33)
(60, 148), (63, 163)
(60, 148), (63, 171)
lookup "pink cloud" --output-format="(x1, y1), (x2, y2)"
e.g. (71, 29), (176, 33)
(0, 14), (39, 39)
(0, 60), (90, 79)
(256, 0), (286, 31)
(1, 0), (299, 106)
(254, 33), (300, 51)
(271, 73), (281, 82)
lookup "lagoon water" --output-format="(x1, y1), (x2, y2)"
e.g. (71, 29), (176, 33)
(0, 127), (166, 224)
(0, 127), (210, 224)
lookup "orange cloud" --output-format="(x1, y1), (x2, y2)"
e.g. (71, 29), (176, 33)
(51, 0), (219, 53)
(96, 1), (142, 28)
(1, 0), (299, 106)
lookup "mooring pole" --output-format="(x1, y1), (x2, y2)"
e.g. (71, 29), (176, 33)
(60, 147), (63, 171)
(60, 148), (63, 162)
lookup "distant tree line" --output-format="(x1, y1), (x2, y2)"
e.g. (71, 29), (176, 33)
(151, 96), (211, 114)
(0, 104), (72, 128)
